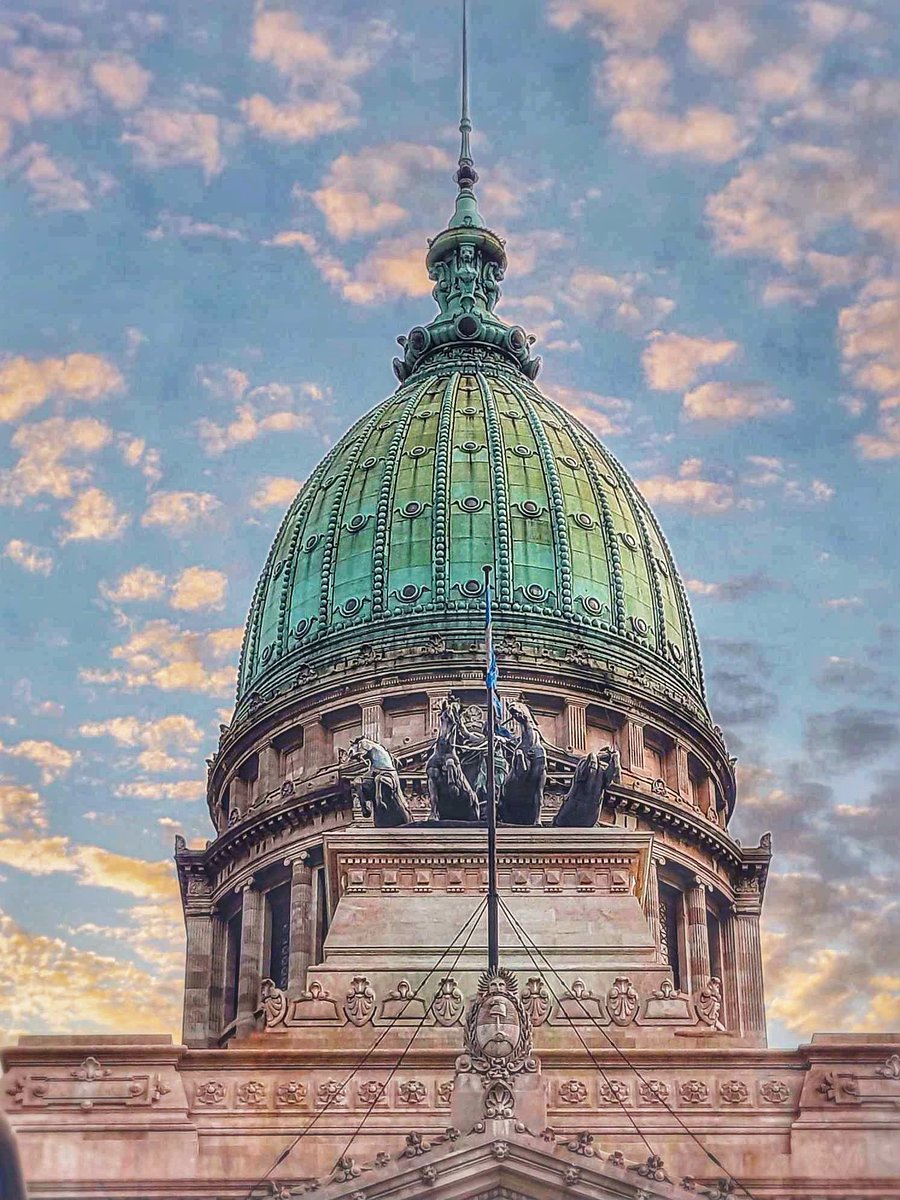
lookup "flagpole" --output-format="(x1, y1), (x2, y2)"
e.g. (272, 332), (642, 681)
(483, 564), (499, 972)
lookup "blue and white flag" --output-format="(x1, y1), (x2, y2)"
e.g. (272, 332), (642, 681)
(484, 580), (502, 718)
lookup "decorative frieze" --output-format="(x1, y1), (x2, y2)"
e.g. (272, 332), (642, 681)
(7, 1057), (170, 1110)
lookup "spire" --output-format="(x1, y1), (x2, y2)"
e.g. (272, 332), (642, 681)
(450, 0), (484, 229)
(391, 0), (542, 384)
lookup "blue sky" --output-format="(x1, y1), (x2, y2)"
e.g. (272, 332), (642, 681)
(0, 0), (898, 1046)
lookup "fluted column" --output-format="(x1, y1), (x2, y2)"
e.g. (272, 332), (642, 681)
(732, 893), (767, 1041)
(645, 857), (664, 963)
(564, 701), (587, 753)
(675, 743), (691, 801)
(685, 877), (711, 992)
(361, 701), (384, 743)
(287, 853), (315, 992)
(208, 910), (227, 1038)
(182, 907), (214, 1047)
(235, 880), (265, 1038)
(720, 907), (741, 1035)
(625, 720), (644, 772)
(257, 741), (280, 799)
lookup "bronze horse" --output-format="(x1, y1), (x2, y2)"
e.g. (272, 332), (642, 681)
(426, 698), (480, 822)
(553, 746), (620, 827)
(498, 699), (545, 826)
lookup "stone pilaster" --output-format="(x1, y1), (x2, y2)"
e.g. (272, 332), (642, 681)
(286, 853), (315, 992)
(235, 881), (265, 1039)
(564, 701), (586, 753)
(645, 857), (664, 963)
(720, 907), (741, 1035)
(685, 876), (711, 992)
(361, 701), (384, 743)
(256, 742), (280, 799)
(181, 906), (214, 1048)
(208, 910), (226, 1040)
(624, 720), (644, 773)
(732, 893), (767, 1042)
(675, 743), (691, 801)
(304, 718), (327, 770)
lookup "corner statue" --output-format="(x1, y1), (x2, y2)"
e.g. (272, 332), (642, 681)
(347, 736), (411, 827)
(553, 746), (620, 827)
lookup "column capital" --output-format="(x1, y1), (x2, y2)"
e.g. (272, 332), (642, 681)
(284, 851), (314, 870)
(235, 877), (257, 895)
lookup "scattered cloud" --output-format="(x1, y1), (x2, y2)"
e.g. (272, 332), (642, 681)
(141, 490), (220, 533)
(642, 331), (739, 391)
(58, 487), (130, 543)
(119, 435), (162, 484)
(0, 352), (122, 423)
(0, 907), (182, 1045)
(122, 109), (223, 178)
(310, 143), (451, 241)
(79, 714), (203, 773)
(81, 619), (242, 697)
(196, 379), (318, 455)
(546, 0), (685, 50)
(637, 459), (735, 513)
(0, 739), (74, 784)
(683, 381), (792, 423)
(0, 779), (46, 833)
(4, 538), (53, 575)
(271, 228), (433, 305)
(563, 268), (674, 334)
(804, 706), (900, 766)
(90, 55), (152, 110)
(686, 572), (778, 601)
(241, 9), (392, 144)
(250, 476), (303, 510)
(169, 566), (227, 612)
(687, 9), (754, 72)
(115, 779), (204, 802)
(9, 141), (93, 211)
(146, 211), (245, 241)
(547, 385), (631, 438)
(822, 595), (864, 610)
(100, 566), (166, 604)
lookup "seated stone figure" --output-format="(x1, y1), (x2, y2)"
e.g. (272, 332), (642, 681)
(347, 736), (411, 827)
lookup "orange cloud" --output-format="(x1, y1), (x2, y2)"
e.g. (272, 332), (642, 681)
(58, 487), (130, 543)
(0, 352), (122, 423)
(642, 332), (739, 390)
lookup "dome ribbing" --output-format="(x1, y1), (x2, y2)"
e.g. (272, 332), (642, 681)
(236, 354), (705, 718)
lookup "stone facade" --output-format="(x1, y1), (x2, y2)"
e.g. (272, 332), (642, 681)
(3, 55), (899, 1200)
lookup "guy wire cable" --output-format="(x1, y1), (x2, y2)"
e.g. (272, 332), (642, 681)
(242, 896), (488, 1200)
(499, 895), (659, 1162)
(498, 894), (759, 1200)
(323, 893), (488, 1184)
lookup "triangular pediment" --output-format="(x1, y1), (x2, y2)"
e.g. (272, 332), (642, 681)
(297, 1120), (703, 1200)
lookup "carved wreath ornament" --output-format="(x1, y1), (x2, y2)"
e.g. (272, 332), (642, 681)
(456, 968), (537, 1121)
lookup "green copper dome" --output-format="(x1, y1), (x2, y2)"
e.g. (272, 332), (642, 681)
(236, 354), (705, 715)
(235, 76), (706, 720)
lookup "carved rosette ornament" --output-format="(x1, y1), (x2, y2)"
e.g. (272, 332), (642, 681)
(455, 967), (537, 1123)
(276, 1081), (307, 1106)
(720, 1079), (749, 1105)
(559, 1079), (589, 1105)
(759, 1079), (790, 1104)
(607, 976), (639, 1026)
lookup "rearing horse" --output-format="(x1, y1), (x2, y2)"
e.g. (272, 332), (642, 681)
(347, 736), (411, 827)
(426, 698), (480, 822)
(499, 699), (545, 825)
